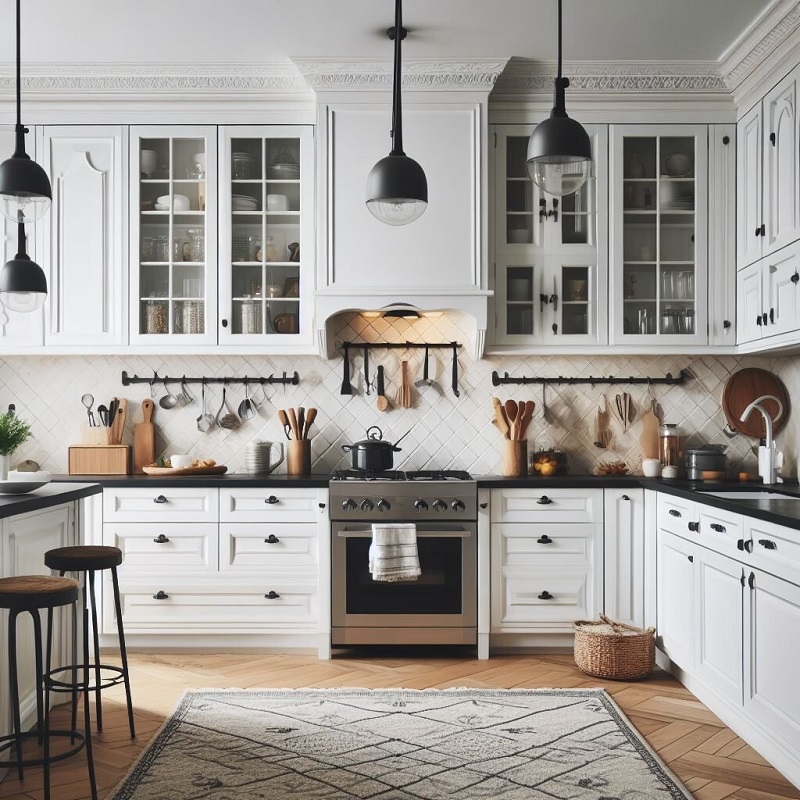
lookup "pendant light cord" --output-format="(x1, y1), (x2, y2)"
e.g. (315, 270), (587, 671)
(556, 0), (562, 82)
(13, 0), (27, 159)
(390, 0), (404, 156)
(552, 0), (568, 117)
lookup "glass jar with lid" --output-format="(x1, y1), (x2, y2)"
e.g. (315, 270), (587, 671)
(659, 423), (681, 468)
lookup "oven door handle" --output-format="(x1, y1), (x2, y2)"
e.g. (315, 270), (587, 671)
(337, 529), (472, 538)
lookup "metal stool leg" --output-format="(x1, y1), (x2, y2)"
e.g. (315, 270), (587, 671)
(87, 570), (103, 732)
(8, 609), (23, 780)
(59, 568), (80, 741)
(81, 600), (98, 800)
(111, 566), (136, 738)
(35, 609), (51, 800)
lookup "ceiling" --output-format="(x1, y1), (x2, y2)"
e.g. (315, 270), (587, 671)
(2, 0), (773, 66)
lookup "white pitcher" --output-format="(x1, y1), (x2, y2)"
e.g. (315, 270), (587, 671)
(245, 441), (285, 474)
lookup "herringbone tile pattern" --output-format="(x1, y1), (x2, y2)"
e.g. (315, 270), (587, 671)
(0, 652), (797, 800)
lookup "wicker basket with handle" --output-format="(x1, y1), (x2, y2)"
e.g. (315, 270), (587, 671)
(573, 614), (656, 680)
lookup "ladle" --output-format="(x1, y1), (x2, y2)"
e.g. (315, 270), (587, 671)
(159, 380), (179, 409)
(217, 388), (241, 430)
(196, 379), (214, 432)
(237, 378), (257, 421)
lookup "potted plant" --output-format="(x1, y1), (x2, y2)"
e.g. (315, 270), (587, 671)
(0, 411), (32, 480)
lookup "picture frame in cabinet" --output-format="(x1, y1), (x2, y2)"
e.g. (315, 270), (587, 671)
(283, 276), (300, 298)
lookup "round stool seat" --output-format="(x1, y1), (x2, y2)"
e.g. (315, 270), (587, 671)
(45, 545), (122, 573)
(0, 576), (79, 611)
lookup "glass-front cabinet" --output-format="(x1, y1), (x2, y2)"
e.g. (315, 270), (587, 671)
(218, 126), (313, 345)
(130, 126), (217, 344)
(492, 124), (607, 347)
(610, 125), (708, 345)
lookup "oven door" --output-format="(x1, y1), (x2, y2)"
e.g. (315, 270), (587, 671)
(331, 523), (477, 645)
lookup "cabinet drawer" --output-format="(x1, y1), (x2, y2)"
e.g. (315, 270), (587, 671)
(103, 523), (218, 573)
(698, 506), (744, 557)
(493, 523), (597, 568)
(220, 488), (323, 523)
(494, 569), (594, 628)
(491, 489), (602, 523)
(107, 581), (318, 633)
(220, 523), (318, 571)
(103, 487), (218, 523)
(745, 519), (800, 585)
(657, 493), (697, 538)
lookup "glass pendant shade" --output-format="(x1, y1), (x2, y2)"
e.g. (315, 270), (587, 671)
(366, 153), (428, 225)
(0, 223), (47, 312)
(0, 155), (52, 223)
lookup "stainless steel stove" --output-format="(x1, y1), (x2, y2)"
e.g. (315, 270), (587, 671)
(329, 470), (478, 647)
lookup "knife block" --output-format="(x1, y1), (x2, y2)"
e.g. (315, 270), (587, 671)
(68, 445), (130, 475)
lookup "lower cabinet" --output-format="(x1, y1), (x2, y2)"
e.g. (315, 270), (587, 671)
(656, 529), (696, 669)
(604, 488), (644, 626)
(101, 486), (328, 652)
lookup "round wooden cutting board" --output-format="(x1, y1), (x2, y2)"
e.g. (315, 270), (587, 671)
(721, 368), (790, 439)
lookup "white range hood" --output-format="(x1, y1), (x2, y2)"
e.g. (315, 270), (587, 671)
(297, 58), (507, 360)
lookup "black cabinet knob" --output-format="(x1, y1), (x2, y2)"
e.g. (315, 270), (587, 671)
(222, 319), (229, 328)
(536, 495), (552, 505)
(265, 590), (280, 599)
(688, 521), (700, 532)
(479, 502), (488, 509)
(758, 539), (777, 550)
(737, 538), (745, 551)
(688, 555), (694, 563)
(723, 320), (731, 329)
(710, 523), (725, 533)
(762, 312), (769, 326)
(265, 495), (279, 504)
(792, 272), (800, 285)
(153, 534), (170, 544)
(622, 494), (630, 501)
(744, 539), (754, 553)
(669, 509), (681, 517)
(537, 534), (553, 544)
(264, 534), (280, 544)
(538, 590), (553, 600)
(153, 590), (169, 600)
(153, 495), (168, 504)
(757, 315), (763, 326)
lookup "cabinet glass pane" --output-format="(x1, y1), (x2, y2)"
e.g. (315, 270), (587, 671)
(505, 266), (535, 335)
(560, 265), (589, 335)
(560, 164), (596, 245)
(227, 136), (302, 336)
(505, 136), (534, 244)
(138, 136), (208, 335)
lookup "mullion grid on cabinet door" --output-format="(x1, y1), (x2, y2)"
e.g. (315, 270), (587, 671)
(505, 134), (535, 247)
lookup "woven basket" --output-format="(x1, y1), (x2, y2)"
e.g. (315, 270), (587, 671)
(573, 614), (656, 681)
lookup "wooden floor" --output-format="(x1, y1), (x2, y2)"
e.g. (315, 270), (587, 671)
(0, 651), (798, 800)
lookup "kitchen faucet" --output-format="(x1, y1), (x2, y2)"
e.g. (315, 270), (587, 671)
(739, 394), (784, 484)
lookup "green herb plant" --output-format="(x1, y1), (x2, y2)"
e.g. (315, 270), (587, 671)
(0, 412), (32, 455)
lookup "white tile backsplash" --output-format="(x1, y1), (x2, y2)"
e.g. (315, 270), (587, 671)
(0, 313), (794, 478)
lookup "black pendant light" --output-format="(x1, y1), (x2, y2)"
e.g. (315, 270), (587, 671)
(526, 0), (592, 197)
(0, 0), (52, 224)
(365, 0), (428, 226)
(0, 223), (47, 312)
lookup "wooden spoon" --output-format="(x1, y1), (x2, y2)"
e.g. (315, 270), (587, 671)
(492, 397), (510, 438)
(505, 399), (519, 439)
(517, 400), (535, 439)
(303, 407), (317, 439)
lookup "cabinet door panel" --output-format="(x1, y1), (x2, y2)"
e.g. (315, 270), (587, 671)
(736, 260), (763, 344)
(764, 243), (800, 337)
(657, 529), (695, 669)
(493, 258), (545, 343)
(737, 106), (763, 268)
(42, 126), (126, 346)
(604, 488), (644, 627)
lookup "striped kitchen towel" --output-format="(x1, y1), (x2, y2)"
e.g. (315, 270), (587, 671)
(369, 523), (421, 582)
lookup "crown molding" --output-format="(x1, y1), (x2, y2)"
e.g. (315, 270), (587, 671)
(292, 58), (508, 92)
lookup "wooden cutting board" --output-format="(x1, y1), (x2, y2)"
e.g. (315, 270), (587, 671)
(639, 401), (660, 460)
(133, 399), (155, 474)
(722, 368), (790, 439)
(142, 465), (227, 476)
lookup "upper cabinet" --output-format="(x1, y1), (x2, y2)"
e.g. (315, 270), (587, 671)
(491, 124), (608, 347)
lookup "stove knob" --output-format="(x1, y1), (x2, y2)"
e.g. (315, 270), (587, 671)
(341, 498), (357, 511)
(451, 499), (466, 512)
(432, 499), (447, 512)
(360, 499), (375, 512)
(377, 498), (391, 512)
(413, 498), (429, 512)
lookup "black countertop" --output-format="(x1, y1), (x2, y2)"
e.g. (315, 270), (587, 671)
(0, 482), (102, 520)
(52, 473), (332, 488)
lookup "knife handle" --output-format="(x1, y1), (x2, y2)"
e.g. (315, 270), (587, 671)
(376, 365), (385, 395)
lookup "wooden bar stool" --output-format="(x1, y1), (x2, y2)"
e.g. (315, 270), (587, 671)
(0, 575), (97, 800)
(44, 545), (135, 739)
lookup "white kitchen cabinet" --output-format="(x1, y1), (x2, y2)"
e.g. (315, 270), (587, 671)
(737, 104), (763, 269)
(129, 125), (218, 345)
(610, 125), (708, 346)
(41, 126), (127, 347)
(0, 128), (44, 349)
(694, 545), (745, 709)
(218, 126), (314, 348)
(656, 529), (695, 669)
(491, 124), (607, 347)
(604, 488), (644, 627)
(737, 260), (765, 344)
(743, 568), (800, 749)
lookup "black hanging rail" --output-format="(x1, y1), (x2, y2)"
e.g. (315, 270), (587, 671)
(121, 370), (300, 387)
(340, 341), (461, 351)
(491, 369), (690, 387)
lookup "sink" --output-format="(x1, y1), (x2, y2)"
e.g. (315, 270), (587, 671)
(699, 491), (800, 501)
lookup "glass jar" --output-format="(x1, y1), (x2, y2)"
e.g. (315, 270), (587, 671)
(188, 229), (205, 262)
(659, 423), (681, 467)
(264, 235), (280, 262)
(144, 300), (168, 335)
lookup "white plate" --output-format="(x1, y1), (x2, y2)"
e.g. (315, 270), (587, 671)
(0, 479), (50, 495)
(663, 153), (692, 177)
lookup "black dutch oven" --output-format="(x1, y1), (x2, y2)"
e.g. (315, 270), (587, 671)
(341, 425), (412, 472)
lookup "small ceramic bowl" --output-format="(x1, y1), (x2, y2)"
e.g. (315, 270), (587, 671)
(169, 454), (193, 469)
(156, 194), (190, 212)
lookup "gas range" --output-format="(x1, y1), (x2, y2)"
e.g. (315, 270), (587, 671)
(328, 470), (477, 522)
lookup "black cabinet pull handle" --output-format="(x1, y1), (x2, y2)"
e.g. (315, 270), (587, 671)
(221, 318), (228, 328)
(744, 539), (754, 553)
(710, 523), (725, 533)
(688, 521), (699, 532)
(622, 494), (630, 501)
(479, 502), (488, 509)
(669, 509), (681, 517)
(755, 226), (761, 237)
(265, 590), (280, 599)
(758, 539), (777, 550)
(723, 320), (731, 329)
(153, 534), (170, 544)
(154, 495), (168, 504)
(538, 591), (553, 600)
(265, 495), (279, 504)
(760, 223), (766, 237)
(688, 555), (694, 563)
(762, 312), (769, 326)
(537, 535), (553, 544)
(722, 135), (730, 145)
(318, 502), (326, 509)
(757, 315), (763, 326)
(536, 496), (552, 505)
(264, 534), (280, 544)
(737, 538), (745, 551)
(770, 131), (776, 145)
(748, 572), (755, 589)
(153, 590), (169, 600)
(770, 308), (775, 324)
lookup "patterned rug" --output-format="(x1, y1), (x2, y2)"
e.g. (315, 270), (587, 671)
(110, 688), (692, 799)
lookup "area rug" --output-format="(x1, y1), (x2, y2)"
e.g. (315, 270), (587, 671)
(110, 688), (692, 799)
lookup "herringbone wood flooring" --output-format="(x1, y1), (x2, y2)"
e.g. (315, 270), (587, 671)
(0, 652), (798, 800)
